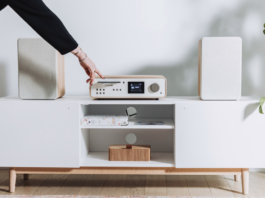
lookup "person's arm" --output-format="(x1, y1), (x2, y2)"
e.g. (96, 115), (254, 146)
(4, 0), (104, 84)
(6, 0), (77, 55)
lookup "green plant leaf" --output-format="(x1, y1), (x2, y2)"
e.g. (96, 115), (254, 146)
(264, 23), (265, 28)
(259, 97), (265, 114)
(259, 105), (264, 114)
(263, 29), (265, 35)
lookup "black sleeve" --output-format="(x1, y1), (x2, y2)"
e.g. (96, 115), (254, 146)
(0, 1), (7, 10)
(4, 0), (78, 55)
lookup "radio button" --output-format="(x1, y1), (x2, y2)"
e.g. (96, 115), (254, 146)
(150, 83), (160, 92)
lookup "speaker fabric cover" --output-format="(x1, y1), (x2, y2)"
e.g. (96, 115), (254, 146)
(198, 37), (242, 100)
(18, 38), (65, 99)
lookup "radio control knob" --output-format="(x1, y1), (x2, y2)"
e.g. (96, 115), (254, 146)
(150, 83), (160, 92)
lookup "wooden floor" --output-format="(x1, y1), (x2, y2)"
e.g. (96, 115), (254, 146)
(0, 170), (265, 196)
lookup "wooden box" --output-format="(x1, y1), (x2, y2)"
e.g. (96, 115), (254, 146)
(109, 145), (150, 161)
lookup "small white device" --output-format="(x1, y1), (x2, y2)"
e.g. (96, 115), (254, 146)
(126, 133), (137, 145)
(90, 75), (167, 99)
(198, 37), (242, 100)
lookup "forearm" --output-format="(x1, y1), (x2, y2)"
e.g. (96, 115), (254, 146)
(6, 0), (78, 55)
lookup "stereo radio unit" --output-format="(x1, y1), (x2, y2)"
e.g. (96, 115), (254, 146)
(90, 75), (167, 99)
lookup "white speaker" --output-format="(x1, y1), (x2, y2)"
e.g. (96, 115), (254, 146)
(18, 38), (65, 99)
(198, 37), (242, 100)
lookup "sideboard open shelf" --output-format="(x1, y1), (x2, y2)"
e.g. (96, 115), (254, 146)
(79, 103), (175, 168)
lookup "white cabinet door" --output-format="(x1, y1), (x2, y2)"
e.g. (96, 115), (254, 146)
(0, 101), (79, 167)
(174, 101), (265, 168)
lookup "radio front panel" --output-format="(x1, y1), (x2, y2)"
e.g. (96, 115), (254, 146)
(90, 77), (166, 99)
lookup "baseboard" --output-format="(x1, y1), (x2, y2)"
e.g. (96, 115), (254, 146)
(250, 168), (265, 172)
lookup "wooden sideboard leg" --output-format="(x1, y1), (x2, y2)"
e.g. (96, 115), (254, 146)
(234, 174), (240, 181)
(241, 168), (249, 195)
(9, 168), (16, 193)
(23, 174), (29, 180)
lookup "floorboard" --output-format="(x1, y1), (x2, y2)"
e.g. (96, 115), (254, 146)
(0, 174), (23, 195)
(55, 175), (87, 195)
(205, 175), (235, 197)
(166, 175), (189, 196)
(122, 175), (146, 196)
(145, 175), (167, 196)
(78, 175), (107, 195)
(223, 175), (258, 197)
(0, 170), (264, 196)
(100, 175), (126, 196)
(14, 174), (50, 195)
(32, 174), (68, 195)
(186, 175), (212, 196)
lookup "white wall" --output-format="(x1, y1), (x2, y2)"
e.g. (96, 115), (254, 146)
(0, 0), (265, 98)
(0, 0), (265, 171)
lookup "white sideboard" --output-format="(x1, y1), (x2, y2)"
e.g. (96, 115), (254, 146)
(0, 96), (264, 194)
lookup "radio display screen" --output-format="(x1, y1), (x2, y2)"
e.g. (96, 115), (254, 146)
(128, 82), (144, 93)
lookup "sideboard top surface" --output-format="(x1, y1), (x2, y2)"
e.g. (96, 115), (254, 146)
(0, 96), (260, 104)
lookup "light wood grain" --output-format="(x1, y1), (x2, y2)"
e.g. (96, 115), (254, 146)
(249, 173), (265, 196)
(14, 174), (50, 195)
(0, 170), (9, 178)
(0, 174), (23, 195)
(9, 168), (16, 193)
(186, 175), (212, 196)
(2, 169), (262, 196)
(109, 145), (150, 161)
(234, 174), (240, 181)
(122, 175), (146, 196)
(205, 175), (234, 197)
(55, 175), (87, 195)
(100, 175), (126, 196)
(224, 175), (258, 197)
(57, 51), (65, 98)
(96, 75), (166, 79)
(32, 174), (68, 195)
(145, 175), (167, 196)
(15, 167), (242, 175)
(242, 168), (249, 195)
(249, 172), (265, 185)
(78, 175), (107, 195)
(166, 175), (189, 196)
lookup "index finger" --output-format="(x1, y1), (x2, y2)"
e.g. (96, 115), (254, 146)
(95, 69), (105, 79)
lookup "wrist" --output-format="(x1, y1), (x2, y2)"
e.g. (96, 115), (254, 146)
(71, 46), (86, 61)
(76, 51), (86, 60)
(71, 46), (81, 55)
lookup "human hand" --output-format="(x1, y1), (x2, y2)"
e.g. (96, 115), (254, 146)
(72, 46), (104, 85)
(79, 54), (104, 85)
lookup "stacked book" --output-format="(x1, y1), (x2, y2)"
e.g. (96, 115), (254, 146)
(81, 115), (129, 126)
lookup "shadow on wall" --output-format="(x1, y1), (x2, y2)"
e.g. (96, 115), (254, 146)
(0, 63), (7, 97)
(131, 1), (265, 96)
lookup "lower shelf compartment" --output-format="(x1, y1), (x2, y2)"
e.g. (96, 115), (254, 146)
(81, 152), (174, 167)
